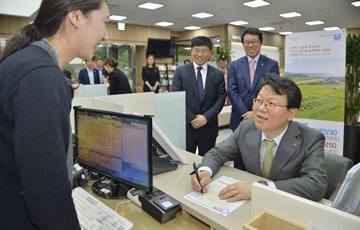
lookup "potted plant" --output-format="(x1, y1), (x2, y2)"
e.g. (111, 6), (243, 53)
(213, 46), (233, 71)
(344, 33), (360, 164)
(212, 46), (234, 106)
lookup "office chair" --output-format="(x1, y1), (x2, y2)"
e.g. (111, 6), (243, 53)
(324, 153), (353, 200)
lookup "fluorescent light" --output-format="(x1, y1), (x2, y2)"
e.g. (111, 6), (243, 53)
(243, 0), (270, 8)
(229, 20), (248, 26)
(0, 0), (41, 17)
(191, 12), (213, 18)
(110, 15), (127, 21)
(279, 31), (293, 35)
(305, 20), (324, 25)
(155, 22), (174, 27)
(280, 12), (302, 18)
(184, 26), (201, 30)
(184, 47), (191, 50)
(137, 2), (163, 10)
(259, 27), (275, 31)
(323, 27), (340, 31)
(351, 1), (360, 7)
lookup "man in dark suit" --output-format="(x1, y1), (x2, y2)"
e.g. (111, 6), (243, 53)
(77, 59), (101, 84)
(172, 36), (226, 156)
(191, 73), (327, 201)
(228, 27), (280, 169)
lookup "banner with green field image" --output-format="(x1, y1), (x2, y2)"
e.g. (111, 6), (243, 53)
(285, 29), (346, 156)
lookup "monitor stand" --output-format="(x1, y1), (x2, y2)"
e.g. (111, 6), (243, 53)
(91, 177), (131, 199)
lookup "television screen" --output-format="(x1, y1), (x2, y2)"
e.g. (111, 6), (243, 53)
(146, 38), (175, 58)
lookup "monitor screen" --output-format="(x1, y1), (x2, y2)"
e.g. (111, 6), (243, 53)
(74, 107), (153, 193)
(146, 38), (175, 58)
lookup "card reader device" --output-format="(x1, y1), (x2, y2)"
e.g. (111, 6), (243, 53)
(139, 189), (181, 224)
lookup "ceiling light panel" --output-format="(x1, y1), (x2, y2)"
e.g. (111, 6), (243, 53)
(305, 20), (324, 25)
(243, 0), (270, 8)
(280, 12), (302, 18)
(110, 15), (127, 21)
(155, 22), (174, 27)
(323, 27), (340, 31)
(279, 31), (293, 35)
(137, 2), (164, 10)
(259, 27), (275, 31)
(351, 1), (360, 7)
(184, 26), (201, 30)
(191, 12), (213, 18)
(229, 20), (248, 26)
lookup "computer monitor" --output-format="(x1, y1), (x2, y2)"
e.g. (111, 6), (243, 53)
(74, 107), (153, 198)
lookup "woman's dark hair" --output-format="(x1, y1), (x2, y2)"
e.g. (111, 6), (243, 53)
(0, 0), (106, 62)
(104, 57), (119, 68)
(190, 36), (213, 50)
(255, 73), (302, 109)
(146, 54), (158, 72)
(241, 27), (263, 44)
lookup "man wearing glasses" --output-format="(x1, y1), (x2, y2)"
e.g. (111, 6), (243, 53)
(191, 73), (327, 202)
(228, 27), (280, 170)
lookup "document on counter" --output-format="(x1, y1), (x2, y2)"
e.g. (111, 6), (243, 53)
(184, 175), (246, 216)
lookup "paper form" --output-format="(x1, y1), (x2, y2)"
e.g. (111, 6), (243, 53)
(184, 176), (246, 216)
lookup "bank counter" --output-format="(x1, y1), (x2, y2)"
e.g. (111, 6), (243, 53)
(85, 150), (360, 230)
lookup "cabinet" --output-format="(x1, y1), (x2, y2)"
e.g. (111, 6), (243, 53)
(158, 64), (176, 93)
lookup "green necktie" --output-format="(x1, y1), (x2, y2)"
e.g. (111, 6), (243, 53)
(262, 140), (276, 178)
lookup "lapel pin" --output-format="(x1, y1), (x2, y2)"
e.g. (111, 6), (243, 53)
(293, 143), (296, 147)
(261, 63), (264, 66)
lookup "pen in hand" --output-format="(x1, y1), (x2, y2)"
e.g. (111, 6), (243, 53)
(193, 162), (203, 194)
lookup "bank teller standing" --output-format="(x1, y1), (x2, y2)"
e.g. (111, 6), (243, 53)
(142, 54), (160, 93)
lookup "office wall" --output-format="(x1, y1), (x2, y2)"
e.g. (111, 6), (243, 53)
(0, 15), (29, 37)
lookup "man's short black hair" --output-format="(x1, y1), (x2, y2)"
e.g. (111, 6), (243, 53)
(241, 27), (263, 44)
(255, 73), (302, 109)
(190, 36), (213, 50)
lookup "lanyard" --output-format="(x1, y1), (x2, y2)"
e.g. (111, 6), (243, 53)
(40, 39), (59, 63)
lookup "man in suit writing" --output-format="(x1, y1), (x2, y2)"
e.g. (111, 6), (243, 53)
(228, 27), (280, 170)
(191, 73), (327, 201)
(172, 36), (226, 156)
(78, 59), (101, 84)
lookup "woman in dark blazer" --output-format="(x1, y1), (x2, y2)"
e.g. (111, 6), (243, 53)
(142, 54), (160, 93)
(103, 57), (132, 95)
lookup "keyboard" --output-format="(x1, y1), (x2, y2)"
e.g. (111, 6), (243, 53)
(72, 187), (134, 230)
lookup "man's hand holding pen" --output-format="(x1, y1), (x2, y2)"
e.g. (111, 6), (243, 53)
(191, 166), (211, 194)
(191, 163), (252, 201)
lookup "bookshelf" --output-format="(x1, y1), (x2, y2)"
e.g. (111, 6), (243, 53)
(158, 64), (176, 93)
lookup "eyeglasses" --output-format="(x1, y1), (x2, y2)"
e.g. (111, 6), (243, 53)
(253, 98), (287, 110)
(244, 40), (260, 46)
